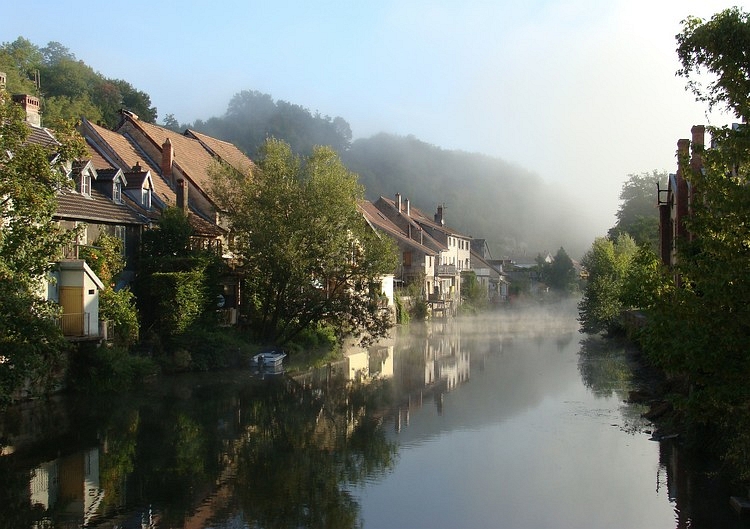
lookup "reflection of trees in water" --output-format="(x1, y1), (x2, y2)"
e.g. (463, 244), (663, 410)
(234, 376), (397, 529)
(578, 336), (633, 399)
(577, 336), (649, 434)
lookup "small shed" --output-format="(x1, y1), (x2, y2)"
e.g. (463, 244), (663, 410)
(48, 260), (105, 338)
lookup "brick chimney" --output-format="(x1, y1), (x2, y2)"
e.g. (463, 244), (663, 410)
(690, 125), (705, 172)
(161, 138), (173, 183)
(13, 94), (41, 127)
(395, 193), (402, 213)
(176, 178), (189, 213)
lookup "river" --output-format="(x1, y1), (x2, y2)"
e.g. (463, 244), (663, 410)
(0, 299), (747, 528)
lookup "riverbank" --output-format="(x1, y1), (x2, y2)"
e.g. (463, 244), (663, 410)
(618, 333), (750, 522)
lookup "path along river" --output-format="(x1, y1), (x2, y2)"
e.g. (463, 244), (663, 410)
(0, 299), (746, 528)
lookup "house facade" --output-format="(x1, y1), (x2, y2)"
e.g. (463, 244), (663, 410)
(658, 125), (705, 279)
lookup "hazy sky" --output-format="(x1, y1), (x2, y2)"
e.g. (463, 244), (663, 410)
(3, 0), (739, 238)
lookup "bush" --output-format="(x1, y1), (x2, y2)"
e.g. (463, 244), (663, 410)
(69, 344), (158, 393)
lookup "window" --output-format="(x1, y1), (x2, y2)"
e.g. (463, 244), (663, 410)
(142, 188), (151, 209)
(80, 173), (91, 196)
(113, 181), (122, 203)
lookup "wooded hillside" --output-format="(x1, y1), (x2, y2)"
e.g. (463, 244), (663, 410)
(2, 36), (592, 258)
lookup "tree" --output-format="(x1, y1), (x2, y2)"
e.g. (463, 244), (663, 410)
(0, 88), (86, 404)
(542, 246), (578, 293)
(211, 138), (398, 346)
(607, 171), (666, 248)
(677, 7), (750, 121)
(578, 235), (637, 334)
(136, 208), (223, 343)
(79, 233), (139, 346)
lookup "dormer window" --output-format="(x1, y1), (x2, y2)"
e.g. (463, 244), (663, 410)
(80, 172), (91, 196)
(113, 181), (122, 203)
(142, 188), (151, 209)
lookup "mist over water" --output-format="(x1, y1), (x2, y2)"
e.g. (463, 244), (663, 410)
(350, 300), (693, 529)
(1, 299), (742, 528)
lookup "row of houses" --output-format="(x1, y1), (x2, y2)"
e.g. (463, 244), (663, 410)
(6, 72), (510, 341)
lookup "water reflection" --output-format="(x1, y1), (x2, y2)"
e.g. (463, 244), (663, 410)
(1, 301), (747, 528)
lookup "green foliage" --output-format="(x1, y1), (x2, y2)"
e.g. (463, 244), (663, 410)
(212, 138), (398, 346)
(677, 8), (750, 121)
(99, 288), (140, 346)
(140, 207), (193, 260)
(68, 343), (157, 393)
(578, 235), (638, 334)
(79, 232), (126, 286)
(190, 90), (352, 157)
(461, 271), (488, 312)
(607, 171), (666, 249)
(0, 37), (157, 128)
(0, 87), (87, 404)
(538, 247), (578, 293)
(147, 270), (207, 337)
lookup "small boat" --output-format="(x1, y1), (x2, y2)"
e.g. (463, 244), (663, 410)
(251, 351), (287, 369)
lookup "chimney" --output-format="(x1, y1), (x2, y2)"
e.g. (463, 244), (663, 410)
(434, 205), (444, 225)
(395, 193), (402, 213)
(405, 198), (410, 216)
(690, 125), (705, 172)
(161, 138), (174, 182)
(176, 178), (189, 213)
(12, 94), (41, 127)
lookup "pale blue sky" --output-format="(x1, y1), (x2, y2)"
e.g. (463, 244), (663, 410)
(3, 0), (739, 237)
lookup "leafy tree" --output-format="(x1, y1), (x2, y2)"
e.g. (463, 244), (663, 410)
(0, 88), (86, 404)
(538, 246), (578, 293)
(461, 271), (488, 311)
(192, 89), (352, 157)
(79, 233), (139, 346)
(211, 138), (398, 346)
(578, 235), (637, 334)
(607, 171), (666, 248)
(136, 208), (223, 344)
(0, 37), (157, 128)
(677, 7), (750, 121)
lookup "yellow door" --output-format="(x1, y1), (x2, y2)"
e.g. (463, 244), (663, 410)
(60, 287), (84, 336)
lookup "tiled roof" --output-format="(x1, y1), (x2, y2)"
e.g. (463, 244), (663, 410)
(358, 199), (437, 255)
(185, 129), (256, 175)
(55, 187), (148, 225)
(122, 118), (221, 200)
(378, 195), (470, 239)
(81, 119), (176, 208)
(25, 125), (59, 148)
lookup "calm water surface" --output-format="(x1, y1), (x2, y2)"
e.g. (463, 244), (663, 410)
(1, 300), (746, 528)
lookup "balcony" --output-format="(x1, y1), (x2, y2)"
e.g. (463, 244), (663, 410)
(436, 264), (457, 276)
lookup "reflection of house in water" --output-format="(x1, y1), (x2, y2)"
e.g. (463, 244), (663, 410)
(392, 321), (470, 425)
(30, 448), (104, 526)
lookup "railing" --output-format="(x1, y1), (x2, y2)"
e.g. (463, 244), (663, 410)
(436, 264), (457, 276)
(58, 312), (91, 337)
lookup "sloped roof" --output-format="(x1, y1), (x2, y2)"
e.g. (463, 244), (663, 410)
(119, 118), (221, 199)
(359, 199), (437, 255)
(24, 125), (59, 148)
(55, 187), (148, 225)
(81, 118), (176, 208)
(185, 129), (255, 175)
(390, 197), (470, 238)
(373, 196), (448, 252)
